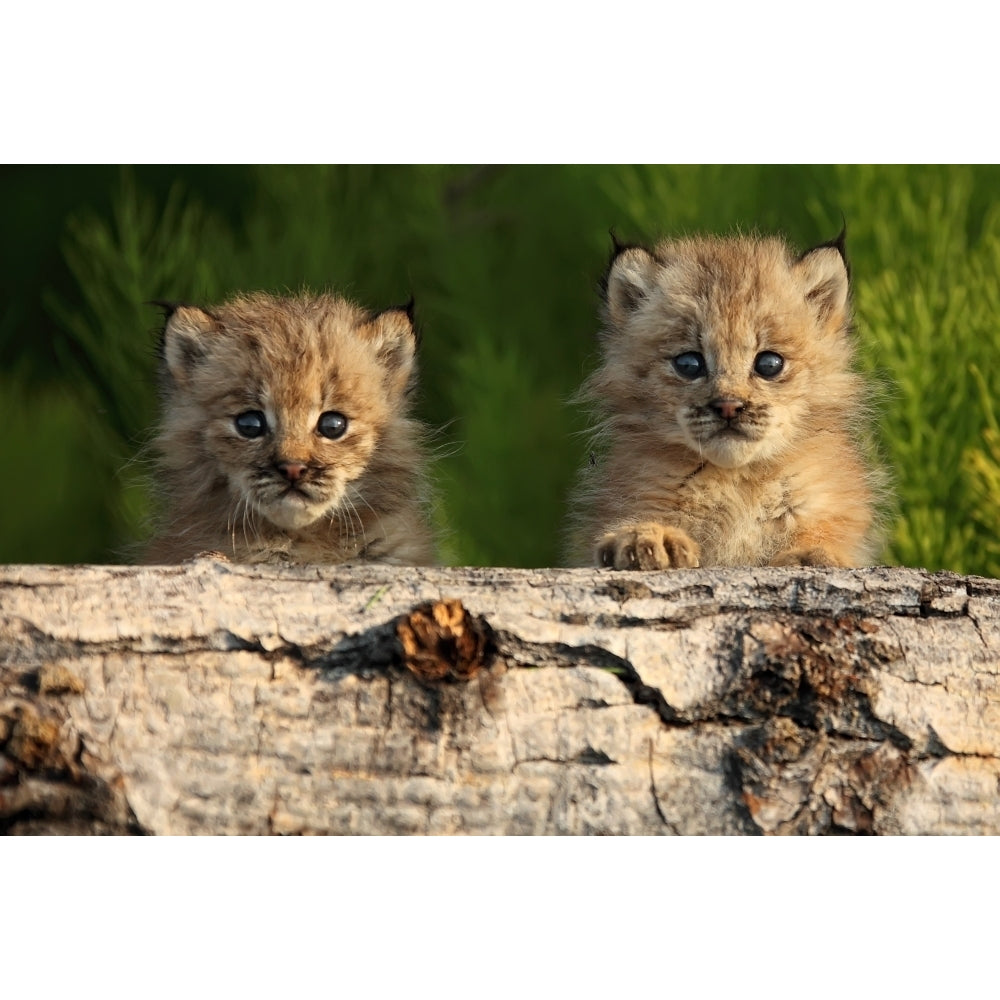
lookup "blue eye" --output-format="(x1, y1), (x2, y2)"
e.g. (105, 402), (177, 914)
(754, 351), (785, 379)
(672, 352), (707, 379)
(317, 411), (348, 440)
(235, 410), (267, 438)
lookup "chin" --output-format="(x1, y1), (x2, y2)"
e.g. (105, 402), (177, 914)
(262, 494), (329, 531)
(700, 435), (766, 470)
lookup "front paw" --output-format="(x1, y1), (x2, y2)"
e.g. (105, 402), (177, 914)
(596, 523), (701, 570)
(770, 547), (842, 567)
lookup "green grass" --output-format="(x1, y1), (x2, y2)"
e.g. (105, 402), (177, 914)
(3, 165), (999, 574)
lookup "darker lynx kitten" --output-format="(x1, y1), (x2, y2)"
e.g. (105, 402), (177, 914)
(145, 291), (435, 565)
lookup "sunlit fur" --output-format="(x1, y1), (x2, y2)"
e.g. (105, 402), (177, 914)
(568, 233), (887, 569)
(144, 291), (435, 565)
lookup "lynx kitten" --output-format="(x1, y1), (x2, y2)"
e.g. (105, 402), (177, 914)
(145, 291), (435, 565)
(569, 232), (885, 569)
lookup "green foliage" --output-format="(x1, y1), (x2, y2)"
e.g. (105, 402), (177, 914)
(0, 382), (112, 562)
(34, 170), (229, 552)
(2, 165), (999, 574)
(964, 367), (1000, 578)
(47, 172), (225, 437)
(820, 165), (1000, 571)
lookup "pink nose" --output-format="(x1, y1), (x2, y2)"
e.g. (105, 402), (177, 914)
(277, 461), (307, 482)
(710, 398), (745, 421)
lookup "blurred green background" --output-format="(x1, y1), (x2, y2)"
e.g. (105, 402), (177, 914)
(2, 165), (999, 574)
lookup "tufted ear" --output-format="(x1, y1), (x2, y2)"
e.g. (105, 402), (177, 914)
(157, 303), (221, 385)
(794, 234), (851, 332)
(363, 301), (418, 395)
(602, 243), (660, 332)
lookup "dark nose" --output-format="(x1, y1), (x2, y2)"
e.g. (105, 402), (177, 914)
(710, 398), (745, 421)
(277, 461), (308, 482)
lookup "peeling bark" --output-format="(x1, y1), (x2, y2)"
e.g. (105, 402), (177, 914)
(1, 560), (998, 835)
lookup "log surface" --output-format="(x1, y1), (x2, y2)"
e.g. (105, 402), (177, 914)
(2, 560), (999, 834)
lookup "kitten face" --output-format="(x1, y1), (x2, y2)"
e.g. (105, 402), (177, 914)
(641, 298), (806, 470)
(158, 292), (416, 533)
(598, 236), (851, 469)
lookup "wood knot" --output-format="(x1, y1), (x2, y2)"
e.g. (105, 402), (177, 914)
(396, 599), (494, 682)
(1, 702), (77, 774)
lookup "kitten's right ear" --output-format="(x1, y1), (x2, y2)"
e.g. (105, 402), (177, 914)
(794, 231), (851, 331)
(601, 243), (660, 331)
(156, 303), (220, 385)
(363, 302), (418, 396)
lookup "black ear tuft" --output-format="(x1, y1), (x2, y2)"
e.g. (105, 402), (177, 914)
(150, 299), (181, 319)
(402, 296), (420, 349)
(800, 221), (850, 281)
(609, 226), (629, 256)
(149, 299), (217, 321)
(600, 230), (647, 302)
(373, 298), (421, 351)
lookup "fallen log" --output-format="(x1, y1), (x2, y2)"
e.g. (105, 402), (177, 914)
(1, 560), (998, 834)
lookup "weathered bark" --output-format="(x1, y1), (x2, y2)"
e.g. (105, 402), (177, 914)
(1, 560), (998, 835)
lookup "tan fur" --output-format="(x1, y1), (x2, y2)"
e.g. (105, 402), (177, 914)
(144, 291), (435, 566)
(568, 233), (886, 569)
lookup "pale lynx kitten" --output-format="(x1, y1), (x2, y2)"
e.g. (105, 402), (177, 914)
(569, 232), (885, 569)
(145, 291), (435, 565)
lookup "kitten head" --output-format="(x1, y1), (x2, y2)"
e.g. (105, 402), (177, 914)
(156, 291), (417, 531)
(593, 233), (856, 469)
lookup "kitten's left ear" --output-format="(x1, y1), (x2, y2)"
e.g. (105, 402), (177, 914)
(602, 243), (660, 332)
(794, 231), (851, 331)
(156, 302), (221, 386)
(364, 300), (418, 394)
